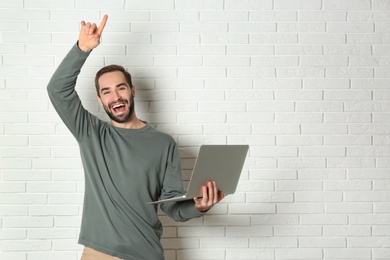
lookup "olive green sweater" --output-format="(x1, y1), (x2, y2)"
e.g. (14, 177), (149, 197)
(47, 43), (203, 260)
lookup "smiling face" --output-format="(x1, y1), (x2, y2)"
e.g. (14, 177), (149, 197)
(96, 70), (136, 125)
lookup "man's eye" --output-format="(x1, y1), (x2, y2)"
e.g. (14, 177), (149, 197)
(102, 92), (109, 95)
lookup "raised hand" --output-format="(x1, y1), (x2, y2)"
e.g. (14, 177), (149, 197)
(78, 14), (108, 53)
(194, 181), (225, 212)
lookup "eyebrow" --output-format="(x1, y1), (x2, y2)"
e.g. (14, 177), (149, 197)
(100, 83), (128, 94)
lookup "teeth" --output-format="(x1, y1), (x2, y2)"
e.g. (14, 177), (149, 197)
(113, 104), (124, 109)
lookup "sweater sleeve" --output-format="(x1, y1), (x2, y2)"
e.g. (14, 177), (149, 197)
(47, 43), (97, 142)
(159, 142), (204, 221)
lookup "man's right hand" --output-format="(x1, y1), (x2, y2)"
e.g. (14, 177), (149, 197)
(78, 14), (108, 53)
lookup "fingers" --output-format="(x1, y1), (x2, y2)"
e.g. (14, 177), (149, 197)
(97, 14), (108, 35)
(80, 14), (108, 35)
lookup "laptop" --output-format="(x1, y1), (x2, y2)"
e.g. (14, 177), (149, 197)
(147, 144), (249, 204)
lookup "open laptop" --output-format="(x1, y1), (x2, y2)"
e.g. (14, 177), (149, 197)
(147, 144), (249, 204)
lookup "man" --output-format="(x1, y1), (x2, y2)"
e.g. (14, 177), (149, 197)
(47, 15), (224, 260)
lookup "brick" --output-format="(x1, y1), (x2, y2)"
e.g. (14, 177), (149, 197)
(246, 192), (294, 203)
(277, 203), (324, 213)
(299, 147), (346, 157)
(251, 33), (298, 44)
(276, 45), (322, 55)
(348, 237), (390, 248)
(299, 237), (346, 248)
(228, 45), (274, 55)
(1, 240), (51, 251)
(254, 79), (302, 89)
(325, 180), (372, 191)
(226, 249), (274, 260)
(277, 136), (323, 146)
(374, 0), (390, 10)
(324, 44), (372, 55)
(0, 229), (26, 240)
(225, 90), (274, 101)
(199, 102), (246, 112)
(204, 215), (250, 226)
(225, 0), (273, 10)
(28, 228), (77, 239)
(346, 191), (390, 202)
(328, 157), (375, 168)
(27, 182), (77, 193)
(276, 113), (323, 123)
(298, 169), (346, 180)
(4, 217), (53, 228)
(278, 22), (326, 32)
(24, 0), (73, 8)
(300, 33), (346, 44)
(325, 112), (371, 123)
(251, 237), (297, 248)
(76, 0), (124, 9)
(251, 11), (297, 21)
(295, 191), (343, 202)
(350, 214), (390, 224)
(276, 249), (323, 259)
(152, 11), (198, 21)
(277, 68), (324, 78)
(296, 101), (344, 112)
(324, 0), (371, 10)
(3, 33), (51, 43)
(348, 33), (390, 44)
(200, 237), (249, 248)
(252, 56), (298, 66)
(300, 11), (347, 21)
(253, 124), (300, 135)
(132, 22), (179, 33)
(324, 249), (371, 259)
(373, 249), (390, 259)
(177, 249), (225, 260)
(125, 0), (174, 10)
(202, 33), (249, 44)
(324, 226), (372, 237)
(230, 22), (276, 33)
(227, 135), (275, 145)
(0, 206), (28, 216)
(30, 206), (79, 216)
(27, 252), (78, 260)
(178, 67), (226, 78)
(301, 123), (348, 134)
(175, 0), (223, 10)
(328, 22), (374, 33)
(327, 202), (373, 213)
(0, 21), (28, 32)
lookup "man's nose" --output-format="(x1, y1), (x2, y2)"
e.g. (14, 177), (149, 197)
(112, 90), (120, 99)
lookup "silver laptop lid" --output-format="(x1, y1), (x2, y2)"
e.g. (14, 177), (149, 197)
(185, 144), (249, 198)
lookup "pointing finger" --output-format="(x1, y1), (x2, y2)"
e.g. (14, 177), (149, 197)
(97, 14), (108, 35)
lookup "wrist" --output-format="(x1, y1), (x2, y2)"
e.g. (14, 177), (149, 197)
(77, 41), (92, 53)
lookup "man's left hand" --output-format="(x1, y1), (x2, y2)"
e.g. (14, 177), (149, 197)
(194, 181), (224, 212)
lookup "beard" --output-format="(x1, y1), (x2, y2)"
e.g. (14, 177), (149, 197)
(103, 96), (135, 124)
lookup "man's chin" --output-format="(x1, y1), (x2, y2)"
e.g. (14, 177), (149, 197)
(107, 111), (132, 124)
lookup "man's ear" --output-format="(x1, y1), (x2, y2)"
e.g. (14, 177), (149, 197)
(131, 84), (136, 97)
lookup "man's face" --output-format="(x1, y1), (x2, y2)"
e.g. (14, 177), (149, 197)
(97, 71), (135, 124)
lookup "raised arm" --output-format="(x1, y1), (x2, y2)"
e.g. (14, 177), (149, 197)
(78, 14), (108, 52)
(47, 15), (108, 141)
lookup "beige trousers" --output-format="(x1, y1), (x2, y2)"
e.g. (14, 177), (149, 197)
(81, 247), (124, 260)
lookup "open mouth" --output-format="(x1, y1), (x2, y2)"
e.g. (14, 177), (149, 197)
(111, 103), (127, 115)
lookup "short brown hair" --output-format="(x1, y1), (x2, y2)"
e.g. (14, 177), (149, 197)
(95, 65), (133, 96)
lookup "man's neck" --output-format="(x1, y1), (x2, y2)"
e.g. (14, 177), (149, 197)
(111, 115), (146, 129)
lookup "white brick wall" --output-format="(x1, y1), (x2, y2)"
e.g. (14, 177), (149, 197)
(1, 0), (390, 259)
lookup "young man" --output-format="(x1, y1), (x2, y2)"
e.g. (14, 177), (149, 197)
(47, 15), (224, 260)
